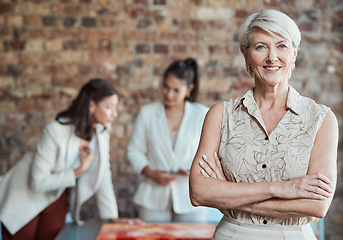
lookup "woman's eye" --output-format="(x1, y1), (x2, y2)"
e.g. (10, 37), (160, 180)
(256, 45), (265, 50)
(279, 44), (287, 49)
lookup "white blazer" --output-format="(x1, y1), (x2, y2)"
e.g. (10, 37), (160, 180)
(0, 120), (118, 235)
(127, 101), (208, 214)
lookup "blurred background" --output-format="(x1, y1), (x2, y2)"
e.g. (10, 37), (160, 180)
(0, 0), (341, 239)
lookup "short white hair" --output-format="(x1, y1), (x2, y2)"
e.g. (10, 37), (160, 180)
(239, 9), (301, 49)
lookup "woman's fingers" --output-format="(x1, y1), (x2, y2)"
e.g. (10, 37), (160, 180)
(305, 173), (334, 198)
(199, 153), (226, 180)
(200, 155), (218, 178)
(279, 173), (334, 200)
(214, 152), (221, 167)
(200, 168), (210, 178)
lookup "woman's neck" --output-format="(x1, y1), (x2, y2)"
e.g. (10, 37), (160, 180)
(164, 101), (186, 113)
(253, 82), (289, 110)
(164, 101), (186, 131)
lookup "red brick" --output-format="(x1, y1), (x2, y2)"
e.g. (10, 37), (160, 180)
(160, 32), (195, 42)
(9, 40), (26, 50)
(232, 79), (255, 90)
(123, 31), (158, 41)
(98, 40), (112, 51)
(82, 17), (97, 27)
(44, 65), (58, 75)
(173, 45), (187, 54)
(17, 99), (53, 112)
(154, 44), (168, 54)
(0, 16), (5, 28)
(0, 52), (19, 64)
(24, 15), (41, 27)
(209, 45), (223, 55)
(135, 44), (150, 54)
(42, 16), (58, 26)
(117, 43), (132, 54)
(190, 0), (203, 6)
(299, 21), (315, 31)
(79, 64), (95, 75)
(6, 112), (25, 122)
(0, 76), (14, 88)
(153, 0), (167, 5)
(53, 76), (85, 88)
(22, 29), (53, 39)
(16, 76), (52, 88)
(127, 6), (149, 18)
(263, 0), (277, 7)
(190, 20), (207, 31)
(100, 17), (117, 27)
(0, 3), (11, 14)
(8, 16), (23, 27)
(0, 101), (16, 112)
(59, 64), (79, 77)
(235, 9), (250, 18)
(134, 0), (148, 4)
(208, 20), (225, 30)
(19, 52), (51, 64)
(190, 45), (207, 55)
(56, 51), (89, 64)
(87, 30), (121, 41)
(64, 4), (87, 15)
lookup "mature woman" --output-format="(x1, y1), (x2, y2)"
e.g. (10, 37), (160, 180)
(128, 58), (209, 222)
(189, 10), (338, 239)
(0, 79), (120, 240)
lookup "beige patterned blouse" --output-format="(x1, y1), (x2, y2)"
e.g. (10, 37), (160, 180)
(219, 86), (329, 226)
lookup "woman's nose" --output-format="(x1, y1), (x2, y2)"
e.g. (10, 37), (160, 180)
(267, 47), (277, 62)
(166, 90), (174, 99)
(112, 110), (118, 119)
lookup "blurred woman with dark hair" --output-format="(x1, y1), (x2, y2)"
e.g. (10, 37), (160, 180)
(127, 58), (209, 223)
(0, 79), (125, 240)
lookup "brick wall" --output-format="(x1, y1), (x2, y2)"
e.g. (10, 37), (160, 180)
(0, 0), (342, 239)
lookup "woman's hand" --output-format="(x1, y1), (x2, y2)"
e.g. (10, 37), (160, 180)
(142, 167), (176, 186)
(74, 145), (94, 176)
(273, 173), (334, 200)
(79, 145), (94, 170)
(199, 152), (226, 181)
(176, 168), (190, 176)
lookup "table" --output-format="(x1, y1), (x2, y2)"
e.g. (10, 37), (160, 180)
(55, 221), (104, 240)
(97, 223), (215, 240)
(55, 222), (215, 240)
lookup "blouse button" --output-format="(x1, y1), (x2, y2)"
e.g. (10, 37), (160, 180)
(262, 164), (267, 169)
(263, 220), (268, 224)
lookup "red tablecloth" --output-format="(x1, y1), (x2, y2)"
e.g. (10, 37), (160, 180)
(97, 223), (216, 240)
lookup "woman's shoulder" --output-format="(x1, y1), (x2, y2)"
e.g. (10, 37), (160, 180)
(139, 101), (162, 112)
(44, 119), (74, 135)
(187, 101), (209, 114)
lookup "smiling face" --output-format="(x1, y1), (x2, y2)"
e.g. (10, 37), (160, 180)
(242, 28), (297, 87)
(90, 94), (119, 127)
(162, 74), (193, 108)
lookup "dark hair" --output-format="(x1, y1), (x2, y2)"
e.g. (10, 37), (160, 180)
(56, 78), (117, 140)
(162, 57), (199, 102)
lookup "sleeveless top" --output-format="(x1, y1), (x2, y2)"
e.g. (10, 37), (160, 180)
(218, 86), (329, 226)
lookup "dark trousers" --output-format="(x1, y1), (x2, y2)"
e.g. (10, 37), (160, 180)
(1, 190), (68, 240)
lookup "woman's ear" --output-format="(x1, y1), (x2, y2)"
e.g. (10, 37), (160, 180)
(89, 100), (95, 115)
(186, 84), (194, 96)
(293, 48), (298, 63)
(241, 46), (250, 66)
(240, 46), (248, 59)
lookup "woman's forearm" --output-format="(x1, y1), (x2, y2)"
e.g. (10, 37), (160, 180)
(190, 174), (276, 209)
(239, 197), (333, 219)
